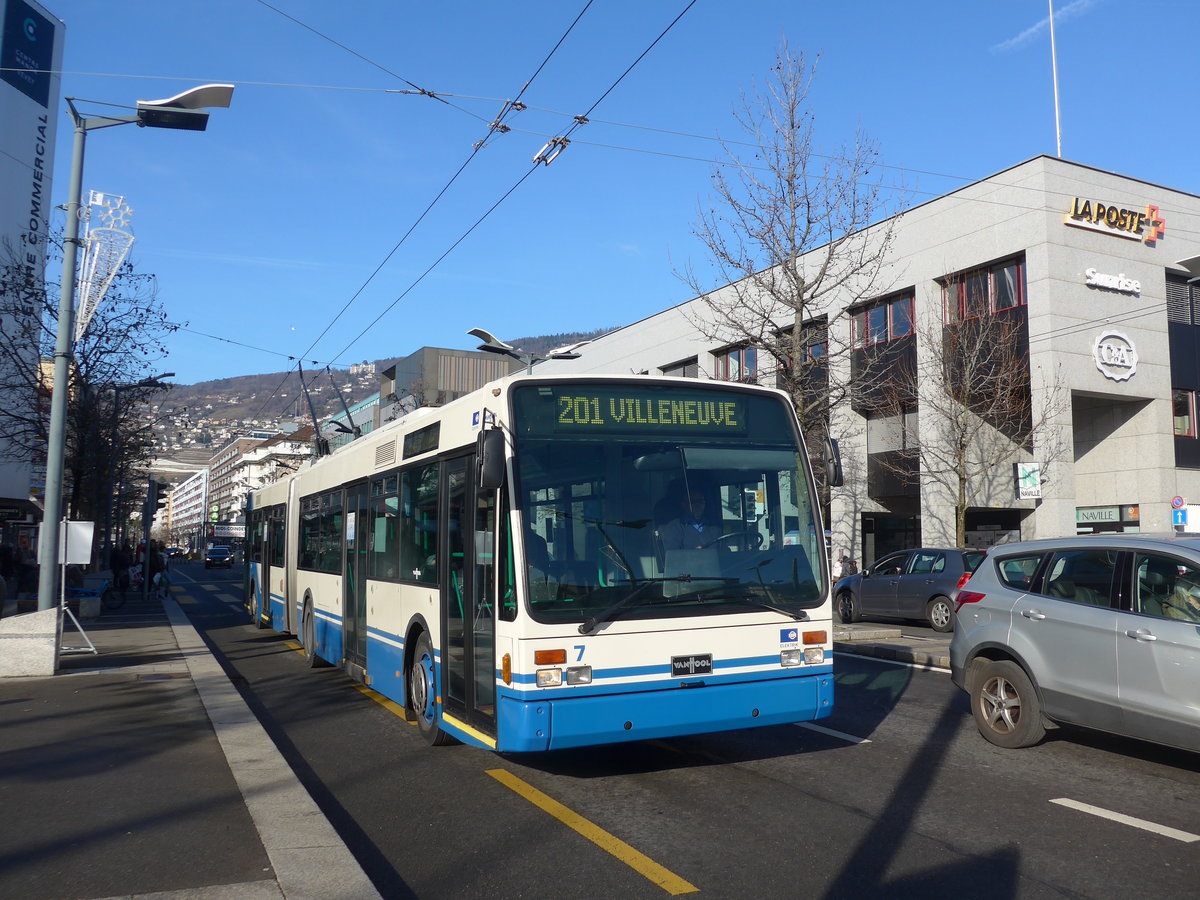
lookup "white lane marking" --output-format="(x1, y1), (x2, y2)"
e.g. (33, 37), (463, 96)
(796, 722), (872, 744)
(833, 650), (951, 675)
(1051, 798), (1200, 843)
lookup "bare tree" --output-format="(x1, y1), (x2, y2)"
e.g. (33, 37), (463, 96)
(0, 232), (175, 529)
(677, 43), (904, 474)
(868, 306), (1068, 546)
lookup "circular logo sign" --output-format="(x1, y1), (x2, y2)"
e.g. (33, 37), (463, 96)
(1093, 330), (1137, 382)
(1172, 496), (1186, 510)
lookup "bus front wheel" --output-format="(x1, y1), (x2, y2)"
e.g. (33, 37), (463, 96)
(409, 632), (457, 746)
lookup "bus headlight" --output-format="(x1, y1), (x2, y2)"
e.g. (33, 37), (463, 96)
(566, 666), (592, 685)
(536, 668), (562, 687)
(780, 649), (802, 667)
(804, 647), (824, 664)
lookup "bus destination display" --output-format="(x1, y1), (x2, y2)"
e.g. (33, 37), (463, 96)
(529, 386), (750, 435)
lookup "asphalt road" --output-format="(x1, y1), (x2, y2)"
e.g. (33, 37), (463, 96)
(177, 563), (1200, 899)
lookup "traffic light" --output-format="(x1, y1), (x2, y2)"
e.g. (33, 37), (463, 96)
(144, 478), (168, 523)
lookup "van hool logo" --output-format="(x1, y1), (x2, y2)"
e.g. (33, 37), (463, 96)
(1093, 330), (1138, 382)
(1066, 198), (1166, 245)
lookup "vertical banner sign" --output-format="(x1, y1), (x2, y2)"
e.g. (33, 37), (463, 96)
(0, 0), (62, 505)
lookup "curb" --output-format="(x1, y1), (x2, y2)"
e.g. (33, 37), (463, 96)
(163, 594), (382, 900)
(834, 640), (951, 670)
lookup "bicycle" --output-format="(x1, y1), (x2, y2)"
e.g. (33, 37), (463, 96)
(100, 578), (129, 610)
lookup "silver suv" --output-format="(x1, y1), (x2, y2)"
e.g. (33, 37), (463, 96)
(951, 534), (1200, 752)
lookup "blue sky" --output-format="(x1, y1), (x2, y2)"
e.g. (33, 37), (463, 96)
(36, 0), (1199, 384)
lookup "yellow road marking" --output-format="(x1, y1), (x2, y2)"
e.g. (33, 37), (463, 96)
(350, 682), (412, 723)
(486, 768), (698, 895)
(282, 641), (414, 726)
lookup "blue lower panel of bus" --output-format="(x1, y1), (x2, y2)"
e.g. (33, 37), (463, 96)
(269, 592), (286, 630)
(313, 609), (342, 664)
(366, 628), (406, 701)
(496, 671), (833, 752)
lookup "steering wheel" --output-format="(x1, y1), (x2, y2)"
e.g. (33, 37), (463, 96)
(705, 530), (764, 550)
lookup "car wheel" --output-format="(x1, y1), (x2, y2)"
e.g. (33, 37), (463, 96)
(408, 631), (457, 746)
(971, 659), (1046, 749)
(927, 596), (954, 633)
(837, 590), (859, 624)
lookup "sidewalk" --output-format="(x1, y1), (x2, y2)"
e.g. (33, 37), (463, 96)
(0, 574), (380, 900)
(834, 621), (953, 669)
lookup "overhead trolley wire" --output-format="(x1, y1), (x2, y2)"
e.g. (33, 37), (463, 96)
(329, 0), (698, 362)
(245, 0), (598, 421)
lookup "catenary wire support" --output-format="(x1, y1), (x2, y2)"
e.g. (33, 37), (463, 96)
(532, 136), (570, 166)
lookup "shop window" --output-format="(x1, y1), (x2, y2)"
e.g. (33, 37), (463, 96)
(852, 293), (914, 347)
(944, 257), (1027, 322)
(713, 345), (757, 383)
(1174, 389), (1195, 437)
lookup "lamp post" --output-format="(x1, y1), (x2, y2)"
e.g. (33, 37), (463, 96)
(36, 85), (233, 612)
(467, 327), (588, 374)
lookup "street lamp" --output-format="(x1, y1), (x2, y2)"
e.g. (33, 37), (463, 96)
(37, 85), (233, 612)
(467, 327), (588, 374)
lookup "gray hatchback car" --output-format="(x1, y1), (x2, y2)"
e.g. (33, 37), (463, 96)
(951, 534), (1200, 753)
(835, 547), (985, 632)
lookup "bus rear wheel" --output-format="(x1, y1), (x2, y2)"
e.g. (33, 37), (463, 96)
(409, 632), (457, 746)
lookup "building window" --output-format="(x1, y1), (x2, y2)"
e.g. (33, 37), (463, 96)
(866, 408), (919, 452)
(713, 345), (757, 383)
(943, 257), (1026, 322)
(852, 293), (914, 348)
(661, 357), (698, 378)
(1174, 389), (1195, 437)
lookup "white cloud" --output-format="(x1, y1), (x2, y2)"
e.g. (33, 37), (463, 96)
(992, 0), (1099, 53)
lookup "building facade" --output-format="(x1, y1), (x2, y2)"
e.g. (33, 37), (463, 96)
(537, 156), (1200, 564)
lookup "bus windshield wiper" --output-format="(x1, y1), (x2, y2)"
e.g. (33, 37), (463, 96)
(578, 575), (701, 634)
(727, 590), (808, 621)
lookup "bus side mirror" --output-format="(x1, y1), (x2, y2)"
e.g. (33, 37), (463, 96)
(823, 435), (844, 488)
(477, 429), (505, 491)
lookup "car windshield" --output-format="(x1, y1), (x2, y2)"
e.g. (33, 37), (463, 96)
(510, 382), (826, 625)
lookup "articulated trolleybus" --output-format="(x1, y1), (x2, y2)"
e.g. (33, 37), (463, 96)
(246, 374), (836, 752)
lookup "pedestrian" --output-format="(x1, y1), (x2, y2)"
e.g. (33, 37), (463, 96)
(831, 552), (844, 580)
(842, 557), (858, 576)
(15, 534), (37, 598)
(0, 540), (14, 599)
(149, 540), (166, 582)
(110, 541), (131, 589)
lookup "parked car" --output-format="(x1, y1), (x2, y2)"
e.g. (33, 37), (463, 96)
(835, 547), (985, 632)
(951, 535), (1200, 752)
(204, 546), (234, 569)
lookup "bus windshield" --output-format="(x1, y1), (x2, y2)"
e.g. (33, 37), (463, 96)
(510, 382), (826, 626)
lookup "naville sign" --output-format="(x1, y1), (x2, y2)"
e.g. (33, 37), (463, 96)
(1015, 462), (1042, 500)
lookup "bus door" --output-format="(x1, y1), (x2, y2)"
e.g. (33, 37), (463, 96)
(343, 480), (369, 677)
(441, 454), (497, 737)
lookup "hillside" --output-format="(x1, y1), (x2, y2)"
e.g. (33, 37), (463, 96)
(153, 329), (613, 453)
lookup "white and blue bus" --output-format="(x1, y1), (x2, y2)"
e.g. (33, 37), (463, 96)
(246, 374), (837, 752)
